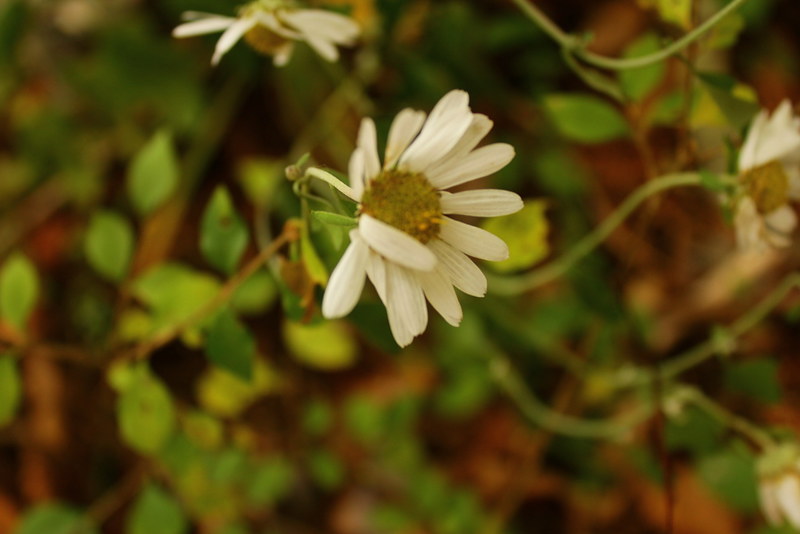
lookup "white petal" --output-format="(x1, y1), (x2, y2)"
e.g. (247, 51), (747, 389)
(181, 11), (225, 21)
(280, 9), (359, 44)
(764, 205), (797, 247)
(358, 118), (381, 181)
(212, 17), (256, 65)
(787, 165), (800, 200)
(322, 232), (369, 318)
(439, 217), (509, 261)
(440, 189), (523, 217)
(427, 143), (515, 189)
(348, 148), (366, 201)
(399, 90), (474, 172)
(776, 475), (800, 528)
(384, 262), (427, 347)
(303, 35), (339, 61)
(365, 251), (388, 304)
(734, 197), (768, 252)
(418, 267), (462, 326)
(739, 103), (800, 171)
(425, 114), (493, 174)
(359, 214), (437, 271)
(428, 239), (487, 297)
(385, 109), (426, 169)
(173, 16), (234, 38)
(256, 12), (301, 39)
(759, 481), (783, 526)
(272, 43), (294, 66)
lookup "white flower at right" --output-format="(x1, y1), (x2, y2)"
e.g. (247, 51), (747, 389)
(734, 100), (800, 251)
(758, 443), (800, 529)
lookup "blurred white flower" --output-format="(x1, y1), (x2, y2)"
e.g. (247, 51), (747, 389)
(734, 100), (800, 251)
(758, 444), (800, 529)
(172, 0), (359, 66)
(319, 90), (522, 347)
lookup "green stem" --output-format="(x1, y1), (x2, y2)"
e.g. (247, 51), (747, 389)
(489, 173), (703, 295)
(305, 167), (356, 200)
(683, 386), (775, 450)
(490, 354), (653, 439)
(509, 0), (752, 70)
(658, 272), (800, 381)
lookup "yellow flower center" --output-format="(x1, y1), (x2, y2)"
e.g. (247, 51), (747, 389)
(359, 170), (442, 243)
(240, 1), (292, 56)
(741, 160), (789, 214)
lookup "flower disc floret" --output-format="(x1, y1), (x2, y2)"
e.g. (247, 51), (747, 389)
(741, 160), (790, 214)
(359, 170), (442, 244)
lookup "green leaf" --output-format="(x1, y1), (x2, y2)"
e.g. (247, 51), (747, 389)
(283, 320), (356, 370)
(0, 354), (21, 427)
(205, 308), (255, 381)
(231, 270), (277, 316)
(543, 94), (629, 143)
(308, 449), (344, 490)
(200, 187), (249, 275)
(117, 365), (176, 455)
(196, 359), (278, 418)
(696, 72), (760, 130)
(15, 503), (98, 534)
(724, 359), (781, 404)
(311, 211), (358, 227)
(0, 252), (39, 330)
(132, 263), (220, 333)
(620, 33), (666, 101)
(84, 210), (135, 282)
(126, 484), (188, 534)
(301, 222), (328, 286)
(237, 158), (283, 209)
(127, 130), (179, 216)
(482, 200), (549, 273)
(665, 406), (723, 455)
(246, 457), (295, 506)
(698, 446), (759, 512)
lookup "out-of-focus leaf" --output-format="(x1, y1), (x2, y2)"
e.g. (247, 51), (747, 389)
(0, 354), (21, 427)
(301, 222), (328, 286)
(132, 263), (220, 332)
(15, 503), (98, 534)
(246, 457), (295, 506)
(638, 0), (691, 29)
(707, 12), (745, 49)
(693, 73), (759, 130)
(200, 186), (249, 275)
(698, 446), (759, 512)
(117, 365), (176, 455)
(127, 130), (179, 217)
(126, 484), (188, 534)
(620, 33), (666, 101)
(0, 252), (39, 330)
(237, 158), (283, 208)
(85, 210), (134, 282)
(665, 406), (724, 455)
(302, 399), (333, 437)
(724, 359), (781, 404)
(543, 94), (629, 143)
(283, 320), (356, 370)
(344, 395), (384, 445)
(196, 359), (278, 418)
(231, 270), (277, 316)
(308, 449), (344, 490)
(205, 308), (255, 381)
(182, 410), (224, 450)
(482, 200), (549, 273)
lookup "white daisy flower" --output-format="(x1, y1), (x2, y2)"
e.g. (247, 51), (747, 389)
(172, 0), (360, 66)
(734, 100), (800, 251)
(758, 444), (800, 529)
(318, 90), (523, 347)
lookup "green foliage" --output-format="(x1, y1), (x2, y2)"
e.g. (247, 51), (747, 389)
(117, 364), (176, 455)
(724, 359), (782, 404)
(127, 130), (180, 217)
(482, 200), (549, 273)
(543, 94), (630, 143)
(0, 354), (21, 427)
(200, 186), (249, 275)
(14, 503), (98, 534)
(620, 33), (666, 101)
(205, 308), (256, 381)
(698, 445), (759, 513)
(666, 406), (724, 456)
(85, 210), (135, 282)
(0, 252), (39, 330)
(283, 319), (357, 370)
(230, 270), (277, 315)
(127, 484), (188, 534)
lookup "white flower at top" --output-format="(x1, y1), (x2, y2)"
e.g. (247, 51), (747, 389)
(319, 90), (523, 347)
(758, 443), (800, 529)
(734, 100), (800, 251)
(172, 0), (359, 66)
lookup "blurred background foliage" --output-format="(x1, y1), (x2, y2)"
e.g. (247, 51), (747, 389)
(1, 0), (800, 533)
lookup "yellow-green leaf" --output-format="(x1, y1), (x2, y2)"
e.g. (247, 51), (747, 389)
(84, 210), (134, 282)
(283, 320), (356, 371)
(482, 201), (549, 273)
(0, 354), (21, 427)
(127, 130), (180, 217)
(117, 365), (175, 455)
(0, 252), (39, 330)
